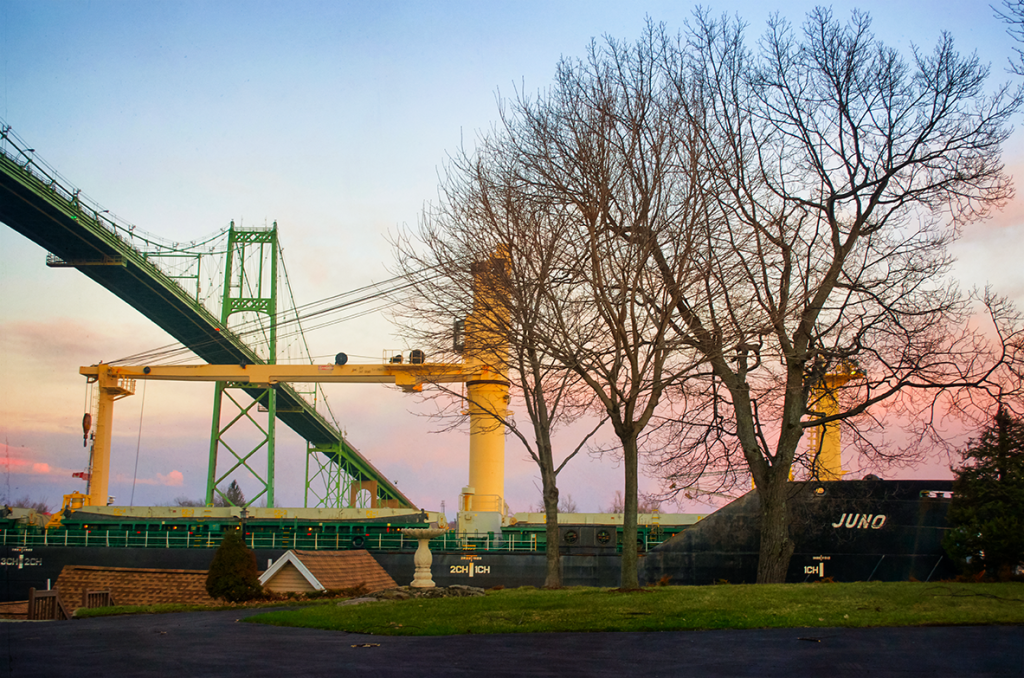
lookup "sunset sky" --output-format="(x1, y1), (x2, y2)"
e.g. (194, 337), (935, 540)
(1, 0), (1022, 516)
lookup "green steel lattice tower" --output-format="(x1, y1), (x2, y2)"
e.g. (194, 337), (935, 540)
(206, 222), (278, 508)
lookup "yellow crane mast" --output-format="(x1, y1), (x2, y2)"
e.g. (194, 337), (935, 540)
(805, 363), (864, 480)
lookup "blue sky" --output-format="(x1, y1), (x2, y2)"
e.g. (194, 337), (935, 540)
(1, 0), (1022, 515)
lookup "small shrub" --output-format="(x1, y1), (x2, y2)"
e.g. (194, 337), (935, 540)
(206, 530), (263, 603)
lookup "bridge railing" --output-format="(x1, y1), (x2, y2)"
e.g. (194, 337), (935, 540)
(0, 527), (673, 554)
(1, 528), (520, 551)
(1, 121), (224, 263)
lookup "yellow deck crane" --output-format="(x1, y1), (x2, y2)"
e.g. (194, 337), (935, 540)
(65, 357), (509, 534)
(56, 254), (512, 535)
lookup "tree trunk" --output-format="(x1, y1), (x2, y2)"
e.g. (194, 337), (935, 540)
(541, 468), (562, 588)
(756, 470), (794, 583)
(620, 434), (640, 589)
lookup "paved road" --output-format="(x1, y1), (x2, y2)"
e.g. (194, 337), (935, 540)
(1, 608), (1021, 677)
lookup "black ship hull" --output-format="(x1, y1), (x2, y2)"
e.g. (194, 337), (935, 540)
(0, 547), (624, 601)
(639, 479), (956, 585)
(1, 480), (956, 601)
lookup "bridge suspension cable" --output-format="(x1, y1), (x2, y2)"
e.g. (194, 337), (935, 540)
(109, 267), (442, 366)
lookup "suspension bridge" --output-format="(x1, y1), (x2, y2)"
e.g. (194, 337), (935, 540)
(0, 121), (416, 510)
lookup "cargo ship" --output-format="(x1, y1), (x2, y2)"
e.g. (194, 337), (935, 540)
(0, 503), (702, 600)
(1, 478), (954, 601)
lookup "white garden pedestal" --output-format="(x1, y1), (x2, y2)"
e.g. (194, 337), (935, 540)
(402, 526), (447, 588)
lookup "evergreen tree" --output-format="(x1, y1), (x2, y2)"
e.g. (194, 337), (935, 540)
(205, 529), (263, 602)
(174, 481), (245, 508)
(943, 410), (1024, 581)
(223, 480), (246, 507)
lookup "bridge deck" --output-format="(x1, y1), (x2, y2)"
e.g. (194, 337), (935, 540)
(0, 144), (413, 509)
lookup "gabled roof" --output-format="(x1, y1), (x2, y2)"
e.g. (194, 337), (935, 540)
(0, 600), (28, 619)
(259, 549), (396, 593)
(55, 565), (216, 611)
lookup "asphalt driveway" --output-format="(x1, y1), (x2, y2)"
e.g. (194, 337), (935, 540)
(1, 608), (1021, 677)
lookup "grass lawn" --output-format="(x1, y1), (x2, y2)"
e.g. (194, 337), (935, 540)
(73, 598), (325, 619)
(246, 581), (1024, 636)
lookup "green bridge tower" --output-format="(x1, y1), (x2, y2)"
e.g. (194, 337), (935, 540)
(207, 221), (279, 508)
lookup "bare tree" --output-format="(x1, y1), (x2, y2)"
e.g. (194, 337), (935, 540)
(491, 24), (710, 588)
(531, 493), (579, 513)
(3, 495), (52, 514)
(397, 24), (708, 588)
(941, 290), (1024, 427)
(995, 0), (1024, 75)
(400, 8), (1020, 589)
(392, 136), (603, 588)
(642, 8), (1022, 582)
(173, 496), (209, 508)
(605, 490), (661, 514)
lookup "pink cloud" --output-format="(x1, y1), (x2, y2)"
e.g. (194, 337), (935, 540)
(0, 447), (73, 477)
(115, 469), (184, 487)
(0, 455), (30, 471)
(2, 319), (109, 363)
(158, 470), (184, 487)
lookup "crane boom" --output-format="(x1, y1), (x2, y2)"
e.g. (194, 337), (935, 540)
(81, 362), (477, 389)
(79, 360), (507, 511)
